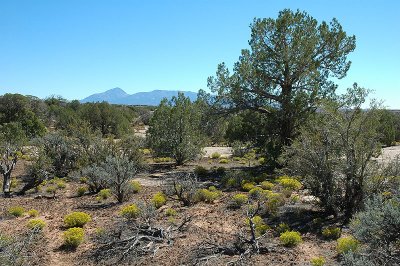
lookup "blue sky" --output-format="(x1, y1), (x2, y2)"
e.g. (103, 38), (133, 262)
(0, 0), (399, 108)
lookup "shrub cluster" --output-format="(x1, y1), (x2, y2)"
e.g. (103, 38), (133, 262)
(152, 192), (167, 208)
(231, 194), (248, 208)
(130, 180), (142, 193)
(27, 209), (39, 217)
(260, 181), (274, 190)
(276, 176), (302, 191)
(63, 227), (84, 248)
(8, 206), (25, 217)
(246, 215), (269, 236)
(120, 204), (141, 219)
(310, 256), (326, 266)
(336, 236), (359, 254)
(77, 186), (87, 197)
(98, 188), (111, 200)
(279, 231), (302, 247)
(241, 182), (255, 192)
(64, 212), (91, 228)
(321, 227), (341, 240)
(210, 152), (221, 159)
(195, 187), (221, 203)
(27, 218), (46, 231)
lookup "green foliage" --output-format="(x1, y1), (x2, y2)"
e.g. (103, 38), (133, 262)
(344, 194), (400, 264)
(153, 157), (174, 163)
(63, 212), (91, 228)
(130, 180), (142, 193)
(265, 192), (285, 215)
(276, 223), (290, 234)
(98, 188), (111, 200)
(148, 93), (206, 165)
(282, 86), (382, 218)
(77, 186), (87, 197)
(337, 236), (359, 254)
(322, 227), (341, 240)
(231, 194), (248, 207)
(260, 181), (274, 190)
(56, 179), (67, 189)
(207, 9), (356, 160)
(211, 152), (221, 159)
(63, 227), (84, 248)
(152, 192), (167, 208)
(165, 208), (177, 217)
(27, 219), (46, 231)
(279, 231), (302, 247)
(248, 187), (265, 199)
(194, 166), (208, 176)
(276, 176), (302, 191)
(310, 257), (326, 266)
(246, 216), (269, 236)
(195, 188), (220, 203)
(120, 204), (141, 220)
(27, 209), (39, 217)
(218, 158), (229, 164)
(241, 182), (255, 192)
(8, 206), (25, 217)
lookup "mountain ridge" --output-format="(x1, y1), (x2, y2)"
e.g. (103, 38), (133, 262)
(80, 88), (198, 106)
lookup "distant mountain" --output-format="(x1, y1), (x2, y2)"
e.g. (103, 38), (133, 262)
(80, 88), (198, 106)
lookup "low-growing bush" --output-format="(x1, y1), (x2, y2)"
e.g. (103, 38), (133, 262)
(265, 192), (285, 215)
(322, 227), (341, 240)
(337, 236), (359, 254)
(194, 166), (208, 176)
(120, 204), (141, 219)
(63, 227), (84, 248)
(210, 152), (221, 159)
(260, 181), (274, 190)
(279, 231), (302, 247)
(231, 194), (248, 207)
(56, 180), (67, 189)
(310, 256), (326, 266)
(276, 176), (302, 191)
(246, 215), (269, 236)
(196, 188), (219, 203)
(27, 218), (46, 231)
(165, 208), (177, 217)
(130, 180), (142, 193)
(27, 209), (39, 217)
(153, 157), (173, 163)
(289, 194), (300, 203)
(276, 223), (290, 234)
(248, 187), (265, 199)
(241, 182), (255, 192)
(258, 157), (266, 165)
(152, 192), (167, 208)
(79, 177), (88, 184)
(219, 158), (229, 164)
(98, 188), (111, 200)
(64, 212), (91, 228)
(8, 206), (25, 217)
(77, 186), (87, 197)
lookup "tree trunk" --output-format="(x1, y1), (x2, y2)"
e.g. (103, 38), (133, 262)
(3, 172), (12, 197)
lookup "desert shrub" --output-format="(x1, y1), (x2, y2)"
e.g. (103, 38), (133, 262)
(140, 148), (152, 155)
(27, 219), (46, 231)
(322, 227), (341, 240)
(152, 192), (167, 208)
(337, 236), (359, 254)
(130, 180), (142, 193)
(63, 227), (84, 248)
(211, 152), (221, 159)
(279, 231), (302, 247)
(233, 156), (242, 161)
(343, 194), (400, 264)
(164, 173), (199, 206)
(165, 208), (177, 217)
(276, 176), (302, 191)
(98, 188), (111, 200)
(260, 181), (274, 190)
(64, 212), (91, 228)
(265, 192), (285, 215)
(8, 206), (25, 217)
(56, 180), (67, 189)
(248, 187), (265, 199)
(231, 194), (248, 208)
(258, 157), (266, 165)
(310, 256), (326, 266)
(289, 194), (300, 203)
(79, 177), (88, 184)
(241, 182), (255, 192)
(246, 215), (269, 236)
(153, 157), (173, 163)
(27, 209), (39, 217)
(77, 186), (87, 197)
(195, 188), (219, 203)
(219, 158), (229, 164)
(120, 204), (141, 219)
(194, 165), (208, 176)
(276, 223), (290, 234)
